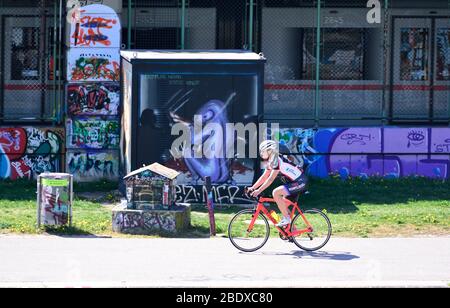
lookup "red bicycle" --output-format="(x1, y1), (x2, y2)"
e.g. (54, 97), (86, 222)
(228, 190), (332, 252)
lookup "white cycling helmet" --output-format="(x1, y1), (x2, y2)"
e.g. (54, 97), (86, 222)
(259, 140), (278, 154)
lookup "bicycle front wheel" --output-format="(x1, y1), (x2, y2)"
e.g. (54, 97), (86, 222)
(290, 209), (332, 251)
(228, 209), (270, 252)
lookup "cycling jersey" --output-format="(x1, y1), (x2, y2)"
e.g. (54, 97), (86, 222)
(264, 154), (307, 196)
(266, 154), (303, 182)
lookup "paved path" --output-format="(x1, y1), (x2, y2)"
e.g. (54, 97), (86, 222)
(0, 235), (449, 287)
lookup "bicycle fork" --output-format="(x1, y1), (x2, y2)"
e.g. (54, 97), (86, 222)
(246, 209), (261, 234)
(297, 212), (315, 240)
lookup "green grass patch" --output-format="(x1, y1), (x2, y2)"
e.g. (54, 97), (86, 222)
(0, 177), (449, 237)
(0, 179), (115, 235)
(191, 177), (450, 238)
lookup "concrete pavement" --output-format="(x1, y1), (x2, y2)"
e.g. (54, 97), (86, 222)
(0, 235), (449, 287)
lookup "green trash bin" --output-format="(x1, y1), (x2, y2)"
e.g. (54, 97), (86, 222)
(37, 173), (73, 228)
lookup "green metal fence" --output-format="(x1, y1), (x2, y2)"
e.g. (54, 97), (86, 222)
(126, 0), (450, 126)
(0, 0), (449, 126)
(0, 0), (64, 124)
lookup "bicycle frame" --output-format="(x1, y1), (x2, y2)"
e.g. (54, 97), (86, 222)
(248, 197), (314, 237)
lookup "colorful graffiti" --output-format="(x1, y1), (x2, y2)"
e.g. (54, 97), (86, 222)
(144, 212), (176, 232)
(278, 127), (450, 179)
(65, 3), (121, 182)
(169, 127), (450, 204)
(175, 184), (252, 205)
(170, 99), (235, 184)
(112, 208), (190, 234)
(68, 83), (120, 116)
(67, 150), (119, 181)
(70, 13), (120, 48)
(40, 185), (70, 226)
(0, 128), (64, 180)
(168, 96), (258, 185)
(66, 118), (120, 149)
(67, 49), (120, 81)
(165, 157), (254, 186)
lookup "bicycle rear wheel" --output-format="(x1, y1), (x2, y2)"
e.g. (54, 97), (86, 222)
(228, 209), (270, 252)
(290, 209), (332, 251)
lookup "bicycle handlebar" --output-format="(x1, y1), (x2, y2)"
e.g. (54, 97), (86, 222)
(244, 187), (260, 202)
(244, 187), (274, 203)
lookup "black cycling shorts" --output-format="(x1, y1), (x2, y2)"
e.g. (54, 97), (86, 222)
(259, 174), (308, 198)
(282, 174), (308, 196)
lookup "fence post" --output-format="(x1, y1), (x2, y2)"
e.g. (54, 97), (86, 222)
(204, 176), (216, 237)
(249, 0), (254, 51)
(52, 0), (57, 123)
(36, 175), (42, 229)
(181, 0), (186, 50)
(58, 0), (63, 123)
(128, 0), (132, 49)
(448, 1), (450, 125)
(381, 0), (389, 126)
(314, 0), (321, 127)
(39, 0), (47, 121)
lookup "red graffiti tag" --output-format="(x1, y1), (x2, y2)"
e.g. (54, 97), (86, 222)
(72, 16), (117, 47)
(0, 128), (27, 160)
(10, 159), (32, 180)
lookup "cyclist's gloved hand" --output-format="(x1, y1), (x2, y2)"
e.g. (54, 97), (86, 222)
(251, 189), (261, 197)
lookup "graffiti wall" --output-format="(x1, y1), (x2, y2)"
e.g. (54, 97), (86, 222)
(66, 117), (120, 149)
(0, 127), (65, 180)
(113, 211), (175, 233)
(68, 83), (120, 116)
(67, 48), (120, 82)
(175, 184), (252, 205)
(66, 3), (121, 182)
(137, 72), (260, 188)
(165, 158), (255, 186)
(112, 207), (191, 235)
(69, 5), (121, 48)
(170, 126), (450, 204)
(278, 127), (450, 180)
(67, 150), (119, 181)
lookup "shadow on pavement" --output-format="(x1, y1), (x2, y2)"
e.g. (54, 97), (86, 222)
(249, 250), (360, 261)
(289, 250), (360, 260)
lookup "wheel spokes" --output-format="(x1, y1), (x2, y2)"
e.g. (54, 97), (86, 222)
(228, 209), (270, 252)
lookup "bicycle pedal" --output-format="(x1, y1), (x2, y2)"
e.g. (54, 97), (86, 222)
(279, 233), (289, 241)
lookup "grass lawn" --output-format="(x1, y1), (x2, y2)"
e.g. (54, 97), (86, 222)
(0, 180), (116, 236)
(0, 177), (449, 238)
(194, 177), (450, 238)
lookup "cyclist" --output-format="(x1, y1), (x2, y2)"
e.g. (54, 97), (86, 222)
(247, 140), (308, 227)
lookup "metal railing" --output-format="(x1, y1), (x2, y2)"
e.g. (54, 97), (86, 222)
(125, 0), (450, 126)
(0, 0), (448, 125)
(0, 0), (64, 124)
